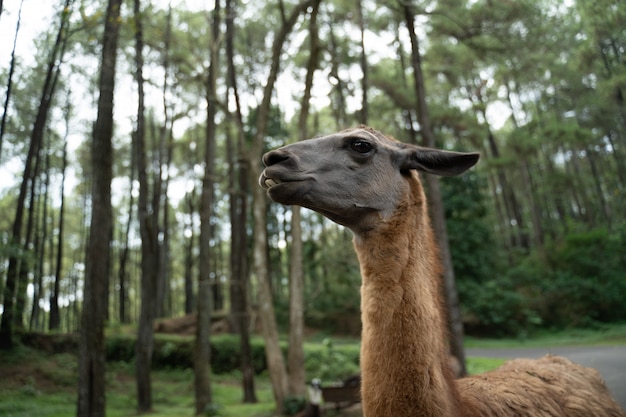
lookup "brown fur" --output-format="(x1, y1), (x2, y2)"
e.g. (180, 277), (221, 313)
(460, 355), (625, 417)
(355, 170), (625, 417)
(259, 127), (626, 417)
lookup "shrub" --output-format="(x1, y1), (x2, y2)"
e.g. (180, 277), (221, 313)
(460, 277), (541, 337)
(540, 227), (626, 327)
(304, 338), (360, 382)
(282, 396), (306, 416)
(106, 335), (135, 362)
(210, 334), (267, 374)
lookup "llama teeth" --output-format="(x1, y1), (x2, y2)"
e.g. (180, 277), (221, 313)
(265, 178), (279, 188)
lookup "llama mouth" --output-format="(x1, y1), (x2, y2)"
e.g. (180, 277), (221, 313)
(264, 178), (281, 188)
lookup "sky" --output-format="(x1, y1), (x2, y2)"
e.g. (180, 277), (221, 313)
(0, 0), (511, 195)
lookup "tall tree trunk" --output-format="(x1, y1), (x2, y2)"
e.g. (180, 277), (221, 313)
(50, 132), (68, 330)
(585, 146), (611, 227)
(394, 20), (418, 141)
(356, 0), (368, 125)
(17, 146), (43, 331)
(184, 187), (196, 315)
(31, 149), (51, 331)
(249, 0), (313, 410)
(226, 0), (256, 402)
(402, 1), (467, 377)
(134, 0), (158, 412)
(227, 127), (257, 403)
(327, 22), (347, 128)
(196, 1), (221, 413)
(288, 0), (321, 398)
(156, 13), (172, 316)
(159, 138), (172, 317)
(76, 0), (120, 415)
(117, 138), (135, 325)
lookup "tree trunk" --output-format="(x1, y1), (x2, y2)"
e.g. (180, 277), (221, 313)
(76, 0), (120, 415)
(156, 12), (173, 316)
(30, 149), (51, 331)
(402, 1), (467, 377)
(226, 0), (256, 402)
(249, 1), (313, 411)
(17, 147), (43, 331)
(157, 126), (173, 318)
(287, 0), (320, 398)
(117, 137), (135, 325)
(133, 0), (158, 411)
(327, 22), (347, 128)
(356, 0), (368, 125)
(196, 1), (222, 413)
(184, 188), (196, 315)
(227, 125), (257, 403)
(50, 133), (68, 330)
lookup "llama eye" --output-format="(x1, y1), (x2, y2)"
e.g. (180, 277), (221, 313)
(350, 140), (373, 154)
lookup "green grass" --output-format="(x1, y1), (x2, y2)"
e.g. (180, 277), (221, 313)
(0, 350), (510, 417)
(2, 323), (624, 416)
(464, 322), (626, 349)
(0, 346), (276, 417)
(466, 357), (507, 375)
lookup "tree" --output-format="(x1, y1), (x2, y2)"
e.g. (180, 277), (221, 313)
(0, 0), (24, 162)
(225, 0), (256, 403)
(0, 0), (72, 349)
(133, 0), (160, 412)
(356, 0), (368, 124)
(249, 0), (314, 410)
(401, 0), (467, 376)
(195, 0), (222, 413)
(49, 100), (70, 331)
(76, 0), (122, 415)
(288, 0), (321, 398)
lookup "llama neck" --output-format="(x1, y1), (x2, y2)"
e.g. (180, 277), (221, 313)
(353, 184), (460, 417)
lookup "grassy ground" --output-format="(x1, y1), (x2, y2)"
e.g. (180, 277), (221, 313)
(0, 346), (276, 417)
(464, 322), (626, 349)
(1, 323), (624, 417)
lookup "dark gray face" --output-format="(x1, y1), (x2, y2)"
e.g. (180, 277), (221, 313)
(259, 127), (479, 233)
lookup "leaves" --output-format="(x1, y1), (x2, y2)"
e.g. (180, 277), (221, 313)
(1, 0), (626, 345)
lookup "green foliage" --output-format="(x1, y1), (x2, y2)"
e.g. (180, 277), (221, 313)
(105, 334), (268, 374)
(461, 277), (542, 337)
(444, 171), (498, 285)
(304, 338), (360, 382)
(210, 335), (268, 375)
(282, 396), (307, 416)
(3, 0), (626, 355)
(467, 224), (626, 336)
(540, 225), (626, 326)
(105, 333), (362, 384)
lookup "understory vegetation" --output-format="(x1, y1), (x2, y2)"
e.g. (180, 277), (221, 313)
(10, 325), (626, 417)
(0, 333), (509, 417)
(443, 174), (626, 337)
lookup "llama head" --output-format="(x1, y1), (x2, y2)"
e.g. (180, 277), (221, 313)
(259, 126), (479, 233)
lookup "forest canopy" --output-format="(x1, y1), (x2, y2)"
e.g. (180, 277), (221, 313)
(0, 0), (625, 365)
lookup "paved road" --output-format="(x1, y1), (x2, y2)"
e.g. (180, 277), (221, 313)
(467, 345), (626, 409)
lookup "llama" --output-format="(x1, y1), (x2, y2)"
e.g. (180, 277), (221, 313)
(259, 126), (626, 417)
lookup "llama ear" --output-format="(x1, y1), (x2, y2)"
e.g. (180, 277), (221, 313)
(400, 147), (480, 177)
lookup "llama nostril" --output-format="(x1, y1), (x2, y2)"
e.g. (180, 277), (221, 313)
(263, 149), (290, 167)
